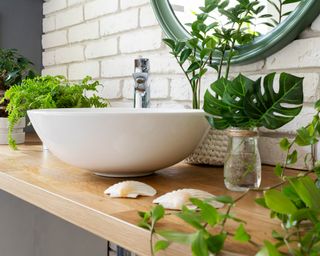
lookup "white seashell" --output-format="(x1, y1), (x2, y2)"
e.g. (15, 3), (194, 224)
(153, 189), (224, 210)
(104, 181), (157, 198)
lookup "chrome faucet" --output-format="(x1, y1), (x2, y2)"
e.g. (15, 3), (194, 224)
(133, 58), (150, 108)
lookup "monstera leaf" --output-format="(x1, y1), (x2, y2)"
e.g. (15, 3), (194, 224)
(203, 72), (303, 130)
(204, 74), (258, 129)
(244, 72), (303, 129)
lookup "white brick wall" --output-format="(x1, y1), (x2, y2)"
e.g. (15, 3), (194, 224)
(69, 21), (99, 43)
(84, 0), (118, 20)
(56, 6), (83, 29)
(100, 9), (138, 35)
(42, 0), (320, 167)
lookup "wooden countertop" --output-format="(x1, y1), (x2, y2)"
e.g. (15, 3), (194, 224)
(0, 134), (300, 256)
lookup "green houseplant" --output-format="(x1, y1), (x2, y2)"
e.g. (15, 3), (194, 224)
(163, 0), (266, 109)
(163, 0), (279, 166)
(164, 0), (304, 186)
(1, 75), (109, 149)
(0, 48), (36, 145)
(204, 72), (303, 191)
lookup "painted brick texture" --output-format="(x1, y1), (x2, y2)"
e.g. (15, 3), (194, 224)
(42, 0), (320, 166)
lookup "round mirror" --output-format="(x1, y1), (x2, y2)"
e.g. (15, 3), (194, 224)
(151, 0), (320, 64)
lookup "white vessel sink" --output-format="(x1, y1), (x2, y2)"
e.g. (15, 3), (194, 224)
(28, 108), (209, 177)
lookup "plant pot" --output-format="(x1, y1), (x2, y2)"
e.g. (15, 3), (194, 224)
(185, 128), (228, 166)
(0, 117), (26, 145)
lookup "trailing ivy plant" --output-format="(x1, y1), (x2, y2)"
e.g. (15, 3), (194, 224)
(163, 0), (267, 109)
(138, 100), (320, 256)
(0, 48), (36, 117)
(1, 75), (109, 149)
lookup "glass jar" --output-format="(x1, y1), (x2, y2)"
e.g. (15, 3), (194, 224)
(224, 128), (261, 192)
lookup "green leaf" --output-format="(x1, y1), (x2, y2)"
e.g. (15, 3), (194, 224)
(282, 185), (304, 208)
(234, 223), (251, 242)
(192, 231), (208, 256)
(315, 100), (320, 111)
(176, 210), (204, 230)
(290, 208), (319, 224)
(289, 176), (320, 210)
(206, 233), (226, 254)
(186, 62), (201, 73)
(200, 48), (212, 59)
(214, 195), (234, 204)
(286, 150), (298, 165)
(205, 37), (216, 49)
(279, 138), (290, 151)
(151, 205), (165, 223)
(154, 240), (170, 252)
(190, 198), (219, 226)
(204, 75), (254, 129)
(244, 72), (304, 129)
(256, 241), (282, 256)
(174, 42), (186, 54)
(179, 48), (192, 64)
(255, 197), (268, 208)
(138, 221), (150, 230)
(295, 126), (318, 146)
(283, 0), (301, 4)
(186, 38), (199, 49)
(138, 211), (146, 218)
(158, 231), (195, 245)
(162, 38), (175, 50)
(272, 230), (284, 241)
(274, 164), (283, 177)
(264, 189), (297, 214)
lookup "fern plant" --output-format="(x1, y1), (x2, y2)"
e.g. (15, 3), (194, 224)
(1, 75), (109, 149)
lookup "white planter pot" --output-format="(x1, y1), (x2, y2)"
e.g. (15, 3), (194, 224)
(0, 117), (26, 145)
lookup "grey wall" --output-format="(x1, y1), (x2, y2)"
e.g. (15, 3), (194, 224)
(0, 0), (43, 72)
(0, 191), (108, 256)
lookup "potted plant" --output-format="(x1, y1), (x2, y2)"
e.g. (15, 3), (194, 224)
(1, 75), (109, 149)
(163, 0), (270, 165)
(204, 72), (303, 191)
(164, 0), (304, 190)
(0, 48), (35, 145)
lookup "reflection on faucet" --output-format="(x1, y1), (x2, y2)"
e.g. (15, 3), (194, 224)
(133, 58), (150, 108)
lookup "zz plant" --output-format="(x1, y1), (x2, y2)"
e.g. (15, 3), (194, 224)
(138, 100), (320, 256)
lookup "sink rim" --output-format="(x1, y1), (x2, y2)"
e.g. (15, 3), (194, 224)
(27, 107), (206, 116)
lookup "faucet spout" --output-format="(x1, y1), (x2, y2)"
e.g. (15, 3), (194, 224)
(133, 58), (150, 108)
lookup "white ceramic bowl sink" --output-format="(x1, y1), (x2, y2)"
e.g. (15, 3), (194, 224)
(28, 108), (209, 177)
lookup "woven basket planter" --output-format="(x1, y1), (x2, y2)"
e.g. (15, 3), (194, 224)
(185, 128), (228, 166)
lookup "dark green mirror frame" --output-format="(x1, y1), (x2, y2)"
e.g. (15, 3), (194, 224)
(151, 0), (320, 64)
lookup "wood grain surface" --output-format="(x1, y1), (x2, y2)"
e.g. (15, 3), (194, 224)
(0, 134), (302, 256)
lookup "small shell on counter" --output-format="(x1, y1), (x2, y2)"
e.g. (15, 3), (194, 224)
(104, 181), (157, 198)
(153, 189), (224, 210)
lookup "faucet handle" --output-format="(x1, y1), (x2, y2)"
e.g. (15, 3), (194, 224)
(134, 58), (150, 73)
